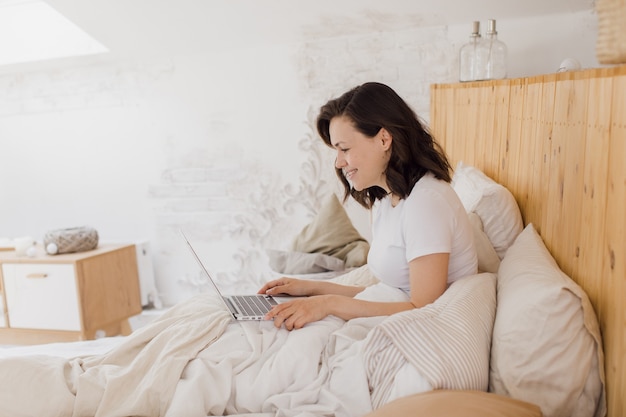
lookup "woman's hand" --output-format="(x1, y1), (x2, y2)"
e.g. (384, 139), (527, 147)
(264, 296), (332, 330)
(257, 277), (314, 297)
(258, 278), (330, 330)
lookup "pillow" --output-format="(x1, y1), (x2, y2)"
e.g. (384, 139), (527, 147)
(452, 161), (523, 259)
(365, 390), (542, 417)
(329, 264), (380, 287)
(363, 273), (497, 408)
(468, 212), (501, 273)
(490, 223), (606, 417)
(291, 194), (369, 268)
(266, 249), (345, 274)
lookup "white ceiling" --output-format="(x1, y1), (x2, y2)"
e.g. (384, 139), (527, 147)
(40, 0), (594, 60)
(0, 1), (108, 67)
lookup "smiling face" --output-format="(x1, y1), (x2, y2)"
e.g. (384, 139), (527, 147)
(329, 115), (392, 192)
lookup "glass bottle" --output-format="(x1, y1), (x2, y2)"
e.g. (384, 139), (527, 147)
(483, 19), (507, 80)
(459, 21), (482, 82)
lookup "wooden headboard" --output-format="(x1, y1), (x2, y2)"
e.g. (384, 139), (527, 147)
(430, 65), (625, 417)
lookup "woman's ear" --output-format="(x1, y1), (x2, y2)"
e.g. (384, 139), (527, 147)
(380, 128), (392, 150)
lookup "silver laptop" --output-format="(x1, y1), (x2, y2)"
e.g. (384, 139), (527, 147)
(180, 230), (278, 320)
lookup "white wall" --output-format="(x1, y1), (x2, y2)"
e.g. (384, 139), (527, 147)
(0, 8), (601, 306)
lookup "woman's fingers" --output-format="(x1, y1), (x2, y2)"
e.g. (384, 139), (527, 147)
(258, 281), (280, 295)
(265, 297), (326, 330)
(258, 277), (294, 295)
(266, 302), (297, 328)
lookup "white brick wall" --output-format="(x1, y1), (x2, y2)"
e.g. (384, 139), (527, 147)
(297, 25), (456, 117)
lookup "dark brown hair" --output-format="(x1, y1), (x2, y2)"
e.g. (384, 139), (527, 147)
(316, 82), (452, 209)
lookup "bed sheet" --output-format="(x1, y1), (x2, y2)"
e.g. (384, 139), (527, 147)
(0, 337), (125, 359)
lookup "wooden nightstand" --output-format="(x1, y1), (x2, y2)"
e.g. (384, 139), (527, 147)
(0, 244), (142, 345)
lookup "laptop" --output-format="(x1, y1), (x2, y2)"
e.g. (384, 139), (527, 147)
(180, 230), (279, 320)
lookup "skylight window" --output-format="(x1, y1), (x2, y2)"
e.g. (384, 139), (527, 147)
(0, 0), (108, 67)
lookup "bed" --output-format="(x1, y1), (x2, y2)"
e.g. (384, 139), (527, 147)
(0, 65), (623, 417)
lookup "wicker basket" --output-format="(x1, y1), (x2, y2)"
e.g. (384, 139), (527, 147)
(596, 0), (626, 64)
(44, 226), (99, 255)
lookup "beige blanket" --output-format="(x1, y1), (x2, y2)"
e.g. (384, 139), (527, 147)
(0, 295), (232, 417)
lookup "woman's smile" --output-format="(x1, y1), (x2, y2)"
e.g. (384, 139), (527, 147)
(344, 168), (357, 180)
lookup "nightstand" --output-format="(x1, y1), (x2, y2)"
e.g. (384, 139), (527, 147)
(0, 244), (142, 345)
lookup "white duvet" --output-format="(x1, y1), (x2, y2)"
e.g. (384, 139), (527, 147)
(0, 292), (394, 417)
(0, 272), (495, 417)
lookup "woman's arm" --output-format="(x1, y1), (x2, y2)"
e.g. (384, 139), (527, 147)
(321, 252), (451, 320)
(263, 252), (450, 330)
(407, 251), (450, 308)
(258, 277), (365, 298)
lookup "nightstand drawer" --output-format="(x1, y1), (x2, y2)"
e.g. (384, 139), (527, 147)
(2, 263), (81, 331)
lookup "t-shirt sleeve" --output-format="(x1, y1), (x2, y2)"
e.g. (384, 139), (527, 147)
(403, 187), (455, 262)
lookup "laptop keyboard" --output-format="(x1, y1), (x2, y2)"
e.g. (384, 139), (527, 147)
(231, 295), (278, 316)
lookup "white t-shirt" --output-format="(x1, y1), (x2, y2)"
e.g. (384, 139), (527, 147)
(367, 173), (477, 294)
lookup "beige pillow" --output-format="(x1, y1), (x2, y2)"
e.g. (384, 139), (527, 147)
(490, 224), (606, 417)
(266, 249), (345, 274)
(452, 162), (523, 259)
(291, 194), (369, 267)
(365, 390), (542, 417)
(468, 212), (501, 273)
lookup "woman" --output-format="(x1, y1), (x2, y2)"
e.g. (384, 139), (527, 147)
(259, 82), (477, 330)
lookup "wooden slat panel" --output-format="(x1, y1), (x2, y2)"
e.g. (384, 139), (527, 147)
(514, 78), (540, 224)
(527, 76), (556, 236)
(549, 73), (590, 278)
(483, 83), (502, 178)
(489, 82), (510, 183)
(473, 85), (491, 170)
(453, 84), (473, 164)
(603, 70), (626, 417)
(430, 65), (626, 417)
(500, 78), (526, 192)
(578, 75), (612, 303)
(432, 81), (511, 182)
(535, 75), (557, 238)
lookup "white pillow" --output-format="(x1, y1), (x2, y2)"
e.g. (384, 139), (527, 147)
(452, 162), (523, 259)
(329, 264), (380, 287)
(490, 224), (606, 417)
(468, 212), (500, 273)
(363, 273), (497, 408)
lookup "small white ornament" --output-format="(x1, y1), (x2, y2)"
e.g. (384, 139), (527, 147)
(14, 236), (33, 256)
(557, 58), (581, 72)
(26, 246), (37, 258)
(46, 242), (58, 255)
